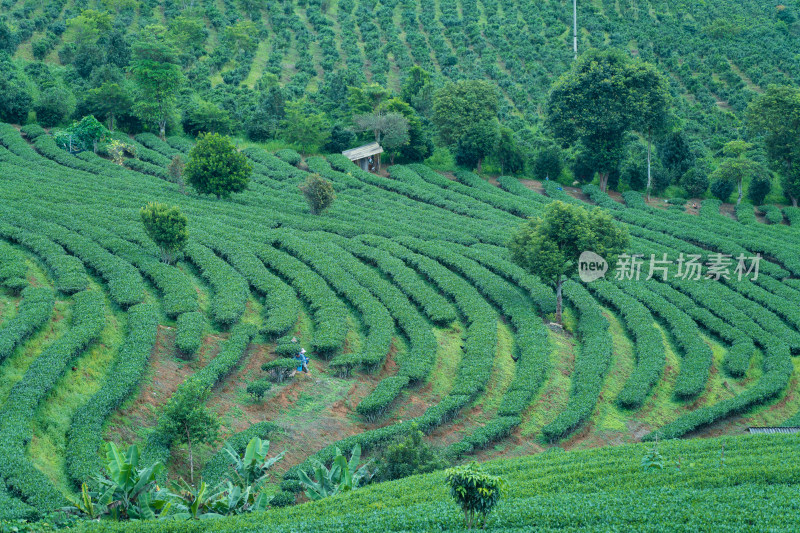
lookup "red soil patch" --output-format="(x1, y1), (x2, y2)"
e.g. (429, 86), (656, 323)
(103, 327), (222, 447)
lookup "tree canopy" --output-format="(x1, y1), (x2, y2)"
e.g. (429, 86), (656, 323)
(747, 85), (800, 207)
(184, 132), (252, 199)
(509, 201), (628, 324)
(546, 49), (669, 193)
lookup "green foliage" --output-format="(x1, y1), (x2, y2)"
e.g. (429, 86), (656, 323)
(747, 85), (800, 207)
(140, 202), (188, 264)
(159, 381), (220, 483)
(547, 49), (669, 192)
(185, 132), (252, 198)
(246, 379), (271, 401)
(55, 115), (108, 153)
(298, 444), (373, 501)
(509, 201), (629, 322)
(129, 37), (182, 139)
(433, 80), (498, 147)
(299, 174), (336, 215)
(282, 100), (330, 154)
(748, 174), (772, 205)
(710, 178), (736, 202)
(680, 168), (709, 197)
(66, 304), (159, 489)
(376, 426), (446, 482)
(175, 311), (204, 357)
(444, 462), (505, 530)
(455, 120), (499, 172)
(201, 422), (276, 485)
(532, 145), (562, 181)
(34, 86), (75, 128)
(182, 100), (233, 137)
(67, 442), (171, 521)
(0, 287), (54, 361)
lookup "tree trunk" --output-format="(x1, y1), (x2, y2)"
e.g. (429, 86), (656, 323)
(646, 128), (652, 202)
(555, 277), (563, 325)
(477, 157), (483, 173)
(573, 0), (578, 60)
(737, 180), (743, 205)
(109, 113), (115, 132)
(186, 426), (194, 485)
(159, 118), (167, 141)
(792, 196), (798, 208)
(599, 172), (609, 193)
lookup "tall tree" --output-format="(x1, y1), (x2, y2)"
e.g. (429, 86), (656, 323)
(433, 80), (498, 147)
(84, 82), (132, 131)
(573, 0), (578, 60)
(129, 37), (182, 139)
(160, 381), (219, 484)
(747, 85), (800, 207)
(282, 100), (331, 154)
(546, 49), (665, 193)
(509, 201), (628, 324)
(628, 62), (671, 200)
(455, 120), (499, 173)
(401, 66), (433, 117)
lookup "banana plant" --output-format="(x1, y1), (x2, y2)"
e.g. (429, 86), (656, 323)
(95, 442), (172, 520)
(170, 479), (226, 520)
(298, 444), (373, 500)
(224, 436), (284, 489)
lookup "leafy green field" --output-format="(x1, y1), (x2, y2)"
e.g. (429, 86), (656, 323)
(0, 118), (799, 528)
(73, 434), (800, 532)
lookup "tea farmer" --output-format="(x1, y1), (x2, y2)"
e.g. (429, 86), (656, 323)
(295, 348), (311, 375)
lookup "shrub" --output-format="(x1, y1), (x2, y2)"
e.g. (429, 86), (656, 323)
(376, 425), (446, 481)
(747, 174), (772, 205)
(680, 168), (709, 197)
(299, 174), (336, 215)
(269, 491), (296, 508)
(444, 462), (505, 529)
(185, 132), (252, 198)
(140, 202), (188, 264)
(246, 379), (271, 401)
(710, 179), (735, 202)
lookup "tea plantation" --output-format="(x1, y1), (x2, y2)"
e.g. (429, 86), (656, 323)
(1, 122), (800, 528)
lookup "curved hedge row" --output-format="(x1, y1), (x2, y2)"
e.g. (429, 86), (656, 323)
(0, 289), (104, 514)
(175, 311), (205, 357)
(541, 281), (612, 442)
(0, 241), (28, 291)
(0, 286), (55, 363)
(589, 280), (665, 409)
(65, 303), (159, 488)
(0, 222), (87, 294)
(620, 281), (711, 400)
(185, 241), (248, 326)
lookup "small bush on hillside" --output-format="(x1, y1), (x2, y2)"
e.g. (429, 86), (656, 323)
(299, 174), (336, 215)
(375, 425), (447, 482)
(246, 379), (271, 402)
(748, 174), (772, 205)
(680, 168), (709, 197)
(445, 462), (506, 530)
(710, 179), (735, 202)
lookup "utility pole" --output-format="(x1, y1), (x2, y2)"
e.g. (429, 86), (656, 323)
(573, 0), (578, 60)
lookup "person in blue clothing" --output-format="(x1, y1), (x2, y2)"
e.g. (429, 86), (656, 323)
(294, 348), (311, 375)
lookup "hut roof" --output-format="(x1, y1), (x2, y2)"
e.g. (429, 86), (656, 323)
(342, 142), (383, 161)
(747, 427), (800, 434)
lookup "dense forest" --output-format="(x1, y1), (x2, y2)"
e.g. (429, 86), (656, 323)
(1, 0), (800, 199)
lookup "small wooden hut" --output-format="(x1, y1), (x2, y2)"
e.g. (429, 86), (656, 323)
(342, 142), (383, 172)
(747, 427), (800, 435)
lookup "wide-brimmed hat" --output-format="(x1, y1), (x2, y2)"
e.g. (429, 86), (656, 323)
(300, 348), (306, 354)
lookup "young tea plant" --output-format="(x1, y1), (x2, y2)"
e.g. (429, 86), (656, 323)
(444, 462), (506, 530)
